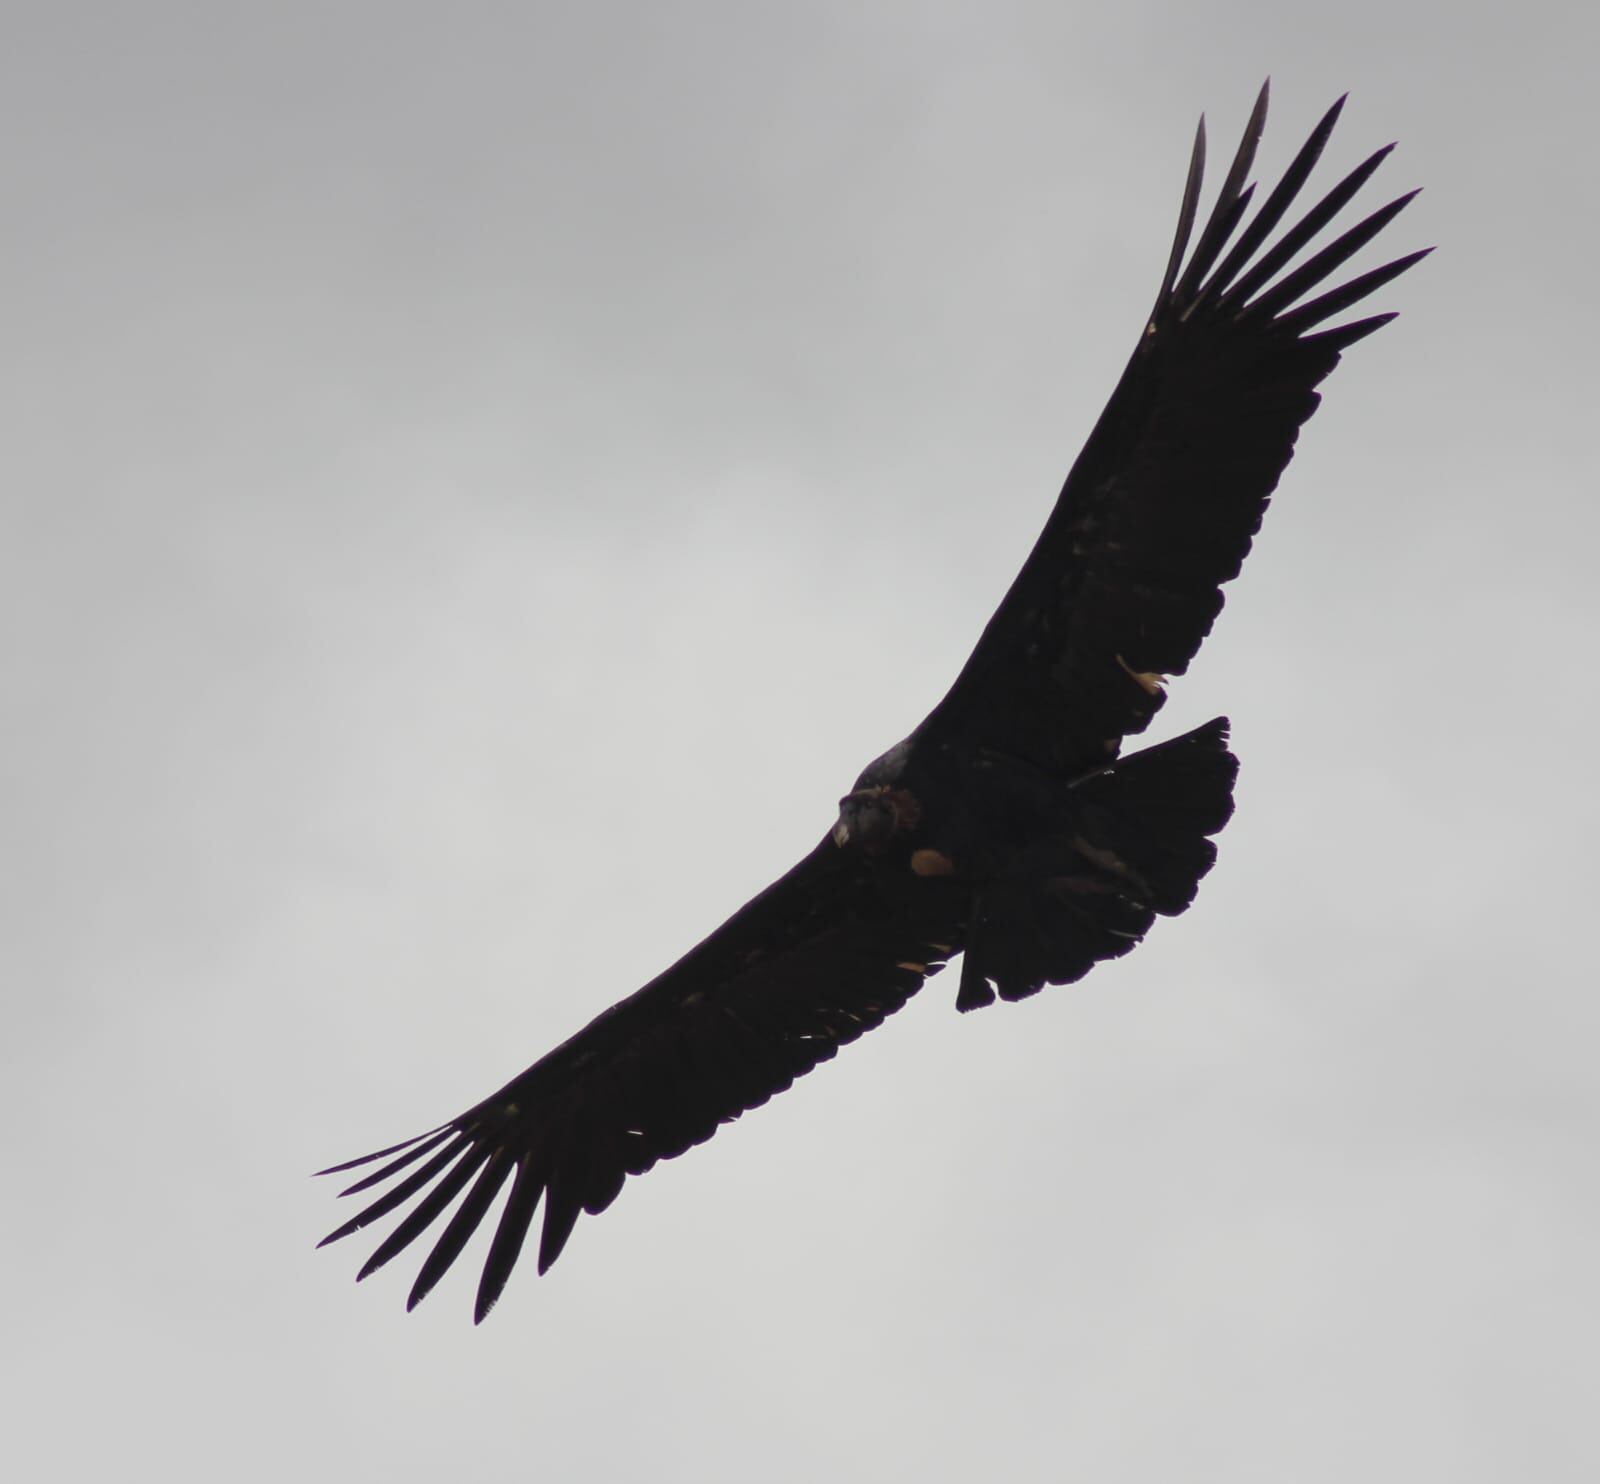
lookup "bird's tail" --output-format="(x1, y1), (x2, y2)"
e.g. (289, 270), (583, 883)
(956, 717), (1237, 1010)
(1074, 715), (1239, 914)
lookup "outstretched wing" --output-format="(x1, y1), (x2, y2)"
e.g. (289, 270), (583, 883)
(924, 84), (1428, 772)
(319, 839), (966, 1320)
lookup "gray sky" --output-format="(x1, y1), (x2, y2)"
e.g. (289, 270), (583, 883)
(5, 3), (1596, 1480)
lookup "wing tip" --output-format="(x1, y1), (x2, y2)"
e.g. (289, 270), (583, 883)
(1157, 114), (1209, 305)
(312, 1124), (451, 1179)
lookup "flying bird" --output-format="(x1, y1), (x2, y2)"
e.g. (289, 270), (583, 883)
(318, 85), (1427, 1321)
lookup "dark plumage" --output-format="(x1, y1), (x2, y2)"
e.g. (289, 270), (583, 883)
(318, 85), (1427, 1321)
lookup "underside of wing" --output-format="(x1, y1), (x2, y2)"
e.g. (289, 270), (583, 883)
(317, 840), (967, 1320)
(927, 83), (1429, 772)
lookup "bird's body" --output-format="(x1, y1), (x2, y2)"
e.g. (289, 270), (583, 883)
(319, 85), (1427, 1321)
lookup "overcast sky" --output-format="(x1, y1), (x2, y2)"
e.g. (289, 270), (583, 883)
(5, 3), (1596, 1480)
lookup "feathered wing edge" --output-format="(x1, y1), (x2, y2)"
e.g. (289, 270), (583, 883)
(1162, 82), (1431, 350)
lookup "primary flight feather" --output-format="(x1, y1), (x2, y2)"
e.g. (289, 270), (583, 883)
(318, 85), (1427, 1321)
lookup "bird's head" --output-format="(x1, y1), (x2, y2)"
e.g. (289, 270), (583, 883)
(832, 784), (922, 854)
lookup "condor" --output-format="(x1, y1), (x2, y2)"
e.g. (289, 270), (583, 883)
(319, 85), (1426, 1321)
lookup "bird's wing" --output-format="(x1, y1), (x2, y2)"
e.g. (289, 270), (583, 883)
(318, 837), (966, 1320)
(923, 85), (1428, 773)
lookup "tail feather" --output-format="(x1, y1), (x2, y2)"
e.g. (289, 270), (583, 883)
(957, 718), (1237, 1010)
(1074, 715), (1238, 913)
